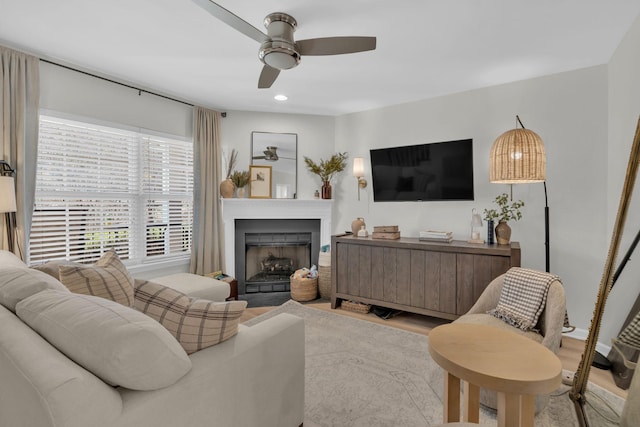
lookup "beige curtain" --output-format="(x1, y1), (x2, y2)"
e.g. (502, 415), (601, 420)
(190, 106), (224, 275)
(0, 46), (39, 259)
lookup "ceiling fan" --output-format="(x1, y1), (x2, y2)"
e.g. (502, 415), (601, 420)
(191, 0), (377, 88)
(253, 146), (280, 161)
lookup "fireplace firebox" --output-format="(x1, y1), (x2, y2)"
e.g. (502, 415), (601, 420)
(235, 219), (320, 294)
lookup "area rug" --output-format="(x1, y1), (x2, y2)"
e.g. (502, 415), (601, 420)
(244, 300), (625, 427)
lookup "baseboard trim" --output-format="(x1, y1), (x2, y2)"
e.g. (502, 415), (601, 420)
(564, 327), (611, 356)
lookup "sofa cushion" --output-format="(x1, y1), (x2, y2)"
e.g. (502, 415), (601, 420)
(150, 272), (230, 301)
(31, 259), (82, 280)
(16, 289), (191, 391)
(0, 249), (28, 268)
(59, 250), (134, 307)
(0, 267), (69, 312)
(134, 279), (247, 354)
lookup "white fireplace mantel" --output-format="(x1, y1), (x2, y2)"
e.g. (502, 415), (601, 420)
(221, 198), (333, 277)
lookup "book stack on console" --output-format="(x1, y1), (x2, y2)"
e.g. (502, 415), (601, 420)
(418, 230), (453, 243)
(371, 225), (400, 240)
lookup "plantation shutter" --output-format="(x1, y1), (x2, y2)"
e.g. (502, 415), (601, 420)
(142, 136), (193, 258)
(30, 114), (193, 265)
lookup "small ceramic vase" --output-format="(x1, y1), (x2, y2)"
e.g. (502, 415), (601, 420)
(495, 220), (512, 245)
(351, 217), (365, 235)
(220, 178), (235, 198)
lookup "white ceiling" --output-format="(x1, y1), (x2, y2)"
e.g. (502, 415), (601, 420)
(1, 0), (639, 116)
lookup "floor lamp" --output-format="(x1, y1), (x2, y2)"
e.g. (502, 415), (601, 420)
(0, 160), (17, 253)
(489, 115), (549, 271)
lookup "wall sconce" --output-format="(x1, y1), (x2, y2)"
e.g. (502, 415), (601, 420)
(0, 160), (17, 253)
(352, 157), (367, 201)
(468, 208), (484, 244)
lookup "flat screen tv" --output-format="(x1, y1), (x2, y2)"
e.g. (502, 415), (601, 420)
(370, 139), (474, 202)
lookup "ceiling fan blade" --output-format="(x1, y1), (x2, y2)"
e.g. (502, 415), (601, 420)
(191, 0), (268, 43)
(297, 36), (376, 56)
(258, 65), (280, 89)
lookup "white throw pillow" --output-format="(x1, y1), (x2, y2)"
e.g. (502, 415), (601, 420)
(16, 289), (192, 391)
(0, 267), (69, 312)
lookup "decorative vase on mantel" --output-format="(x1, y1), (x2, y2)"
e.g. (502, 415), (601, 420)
(220, 178), (235, 198)
(321, 181), (332, 199)
(495, 220), (512, 245)
(236, 186), (246, 198)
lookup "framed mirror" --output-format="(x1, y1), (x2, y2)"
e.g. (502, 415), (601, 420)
(251, 132), (297, 199)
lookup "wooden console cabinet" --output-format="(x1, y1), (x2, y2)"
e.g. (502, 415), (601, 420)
(330, 235), (520, 320)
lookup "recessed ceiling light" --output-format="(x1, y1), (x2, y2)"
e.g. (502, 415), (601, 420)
(274, 94), (288, 101)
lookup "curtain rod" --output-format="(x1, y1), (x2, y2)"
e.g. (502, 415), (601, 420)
(40, 58), (200, 109)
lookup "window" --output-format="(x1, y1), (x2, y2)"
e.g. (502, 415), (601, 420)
(29, 114), (193, 265)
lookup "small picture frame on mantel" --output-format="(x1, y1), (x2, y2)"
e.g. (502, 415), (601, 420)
(249, 165), (272, 198)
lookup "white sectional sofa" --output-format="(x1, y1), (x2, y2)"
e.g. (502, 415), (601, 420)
(150, 272), (231, 301)
(0, 250), (305, 427)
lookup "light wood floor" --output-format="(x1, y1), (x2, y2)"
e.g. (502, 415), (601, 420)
(241, 301), (628, 400)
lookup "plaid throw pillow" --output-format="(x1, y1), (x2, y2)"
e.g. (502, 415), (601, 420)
(31, 259), (82, 281)
(58, 250), (134, 307)
(488, 267), (559, 331)
(134, 279), (247, 354)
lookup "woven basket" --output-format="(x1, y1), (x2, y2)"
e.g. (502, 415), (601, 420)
(318, 265), (331, 298)
(342, 300), (371, 314)
(318, 252), (331, 267)
(290, 275), (318, 302)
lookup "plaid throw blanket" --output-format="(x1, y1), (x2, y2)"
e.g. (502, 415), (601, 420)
(618, 310), (640, 350)
(488, 267), (560, 331)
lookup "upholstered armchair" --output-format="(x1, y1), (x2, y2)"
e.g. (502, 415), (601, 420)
(452, 271), (567, 413)
(621, 366), (640, 426)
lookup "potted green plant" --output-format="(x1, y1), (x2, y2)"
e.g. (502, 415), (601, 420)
(303, 152), (348, 199)
(230, 170), (250, 198)
(483, 193), (524, 245)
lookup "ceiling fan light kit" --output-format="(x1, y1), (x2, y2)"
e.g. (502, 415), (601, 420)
(259, 13), (301, 70)
(193, 0), (376, 88)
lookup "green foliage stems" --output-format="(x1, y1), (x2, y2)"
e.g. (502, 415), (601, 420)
(303, 152), (348, 183)
(483, 193), (525, 222)
(230, 170), (250, 188)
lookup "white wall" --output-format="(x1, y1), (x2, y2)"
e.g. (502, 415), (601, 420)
(603, 14), (640, 345)
(218, 110), (335, 201)
(39, 62), (193, 137)
(335, 66), (612, 341)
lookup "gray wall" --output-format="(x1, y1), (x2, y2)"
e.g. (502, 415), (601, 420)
(334, 66), (611, 344)
(604, 13), (640, 345)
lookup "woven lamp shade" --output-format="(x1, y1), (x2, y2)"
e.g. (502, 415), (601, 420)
(490, 128), (546, 183)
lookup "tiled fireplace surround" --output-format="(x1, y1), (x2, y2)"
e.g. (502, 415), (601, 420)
(221, 199), (333, 293)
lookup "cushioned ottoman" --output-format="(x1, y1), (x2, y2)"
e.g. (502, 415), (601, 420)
(150, 273), (230, 302)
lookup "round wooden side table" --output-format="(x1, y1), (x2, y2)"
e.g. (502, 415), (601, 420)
(429, 323), (562, 427)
